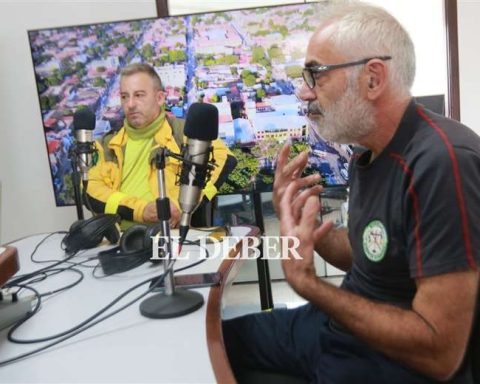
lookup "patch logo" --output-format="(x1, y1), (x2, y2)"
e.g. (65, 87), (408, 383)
(362, 220), (388, 262)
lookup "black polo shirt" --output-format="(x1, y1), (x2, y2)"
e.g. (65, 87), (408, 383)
(342, 100), (480, 308)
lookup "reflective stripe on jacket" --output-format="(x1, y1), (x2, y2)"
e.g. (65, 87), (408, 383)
(86, 116), (236, 223)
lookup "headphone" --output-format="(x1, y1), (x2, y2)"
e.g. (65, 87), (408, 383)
(97, 223), (163, 275)
(62, 214), (121, 254)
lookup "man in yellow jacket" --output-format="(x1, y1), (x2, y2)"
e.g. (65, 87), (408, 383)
(86, 63), (236, 229)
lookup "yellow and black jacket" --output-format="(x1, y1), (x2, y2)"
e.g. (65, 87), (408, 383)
(85, 116), (236, 224)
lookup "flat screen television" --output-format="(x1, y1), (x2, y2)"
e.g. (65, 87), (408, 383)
(415, 94), (445, 116)
(30, 2), (357, 206)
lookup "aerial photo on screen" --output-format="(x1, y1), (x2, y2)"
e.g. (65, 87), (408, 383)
(28, 2), (351, 206)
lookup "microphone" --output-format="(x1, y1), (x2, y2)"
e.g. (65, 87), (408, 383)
(178, 103), (218, 244)
(72, 108), (96, 182)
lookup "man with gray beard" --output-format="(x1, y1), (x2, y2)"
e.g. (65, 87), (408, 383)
(223, 2), (480, 383)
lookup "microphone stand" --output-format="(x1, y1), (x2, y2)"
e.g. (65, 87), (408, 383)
(69, 148), (84, 220)
(139, 149), (204, 319)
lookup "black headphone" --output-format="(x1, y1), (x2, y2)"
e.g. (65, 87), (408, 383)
(62, 214), (121, 254)
(97, 223), (163, 275)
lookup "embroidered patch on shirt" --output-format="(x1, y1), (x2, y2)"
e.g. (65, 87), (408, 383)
(362, 220), (388, 262)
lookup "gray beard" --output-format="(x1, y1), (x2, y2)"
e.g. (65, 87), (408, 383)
(307, 82), (376, 145)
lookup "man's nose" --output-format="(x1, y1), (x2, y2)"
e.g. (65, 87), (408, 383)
(125, 97), (136, 109)
(296, 82), (316, 101)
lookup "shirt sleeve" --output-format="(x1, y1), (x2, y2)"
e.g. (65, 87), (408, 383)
(405, 145), (480, 277)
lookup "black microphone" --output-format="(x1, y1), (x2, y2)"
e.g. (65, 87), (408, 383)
(178, 103), (218, 244)
(73, 108), (96, 182)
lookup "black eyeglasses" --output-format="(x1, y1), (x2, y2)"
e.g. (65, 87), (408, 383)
(302, 56), (392, 89)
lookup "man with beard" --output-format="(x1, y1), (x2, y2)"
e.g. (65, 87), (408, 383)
(223, 3), (480, 383)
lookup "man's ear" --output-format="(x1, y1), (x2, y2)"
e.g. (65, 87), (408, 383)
(364, 59), (388, 100)
(156, 89), (166, 106)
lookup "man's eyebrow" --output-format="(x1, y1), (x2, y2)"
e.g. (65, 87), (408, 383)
(304, 60), (322, 67)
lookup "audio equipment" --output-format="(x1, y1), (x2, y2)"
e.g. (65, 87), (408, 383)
(178, 102), (219, 244)
(62, 214), (120, 255)
(72, 108), (97, 182)
(97, 223), (162, 275)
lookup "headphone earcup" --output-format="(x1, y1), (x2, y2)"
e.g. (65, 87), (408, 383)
(62, 214), (121, 254)
(104, 224), (120, 245)
(62, 220), (87, 253)
(63, 217), (102, 253)
(120, 224), (148, 254)
(144, 224), (163, 263)
(98, 223), (157, 275)
(68, 219), (85, 233)
(144, 224), (162, 250)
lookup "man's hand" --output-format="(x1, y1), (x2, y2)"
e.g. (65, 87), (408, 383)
(143, 202), (158, 222)
(279, 179), (334, 296)
(142, 201), (181, 228)
(273, 144), (323, 218)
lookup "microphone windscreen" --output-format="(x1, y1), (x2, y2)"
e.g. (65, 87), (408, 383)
(184, 103), (219, 141)
(73, 108), (96, 131)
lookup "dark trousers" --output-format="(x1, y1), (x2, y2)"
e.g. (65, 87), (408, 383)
(222, 303), (435, 384)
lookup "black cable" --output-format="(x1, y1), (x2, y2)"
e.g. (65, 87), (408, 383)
(15, 272), (49, 286)
(6, 253), (78, 288)
(13, 258), (92, 294)
(91, 261), (106, 279)
(15, 269), (81, 296)
(33, 243), (97, 268)
(10, 232), (98, 289)
(36, 268), (85, 298)
(30, 232), (68, 264)
(0, 268), (169, 367)
(6, 257), (174, 345)
(1, 238), (210, 364)
(62, 255), (99, 269)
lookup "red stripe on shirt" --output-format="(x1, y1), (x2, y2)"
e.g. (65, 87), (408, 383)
(417, 106), (477, 270)
(389, 152), (423, 276)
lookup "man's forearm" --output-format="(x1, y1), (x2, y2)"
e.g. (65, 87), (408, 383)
(296, 271), (478, 381)
(314, 227), (352, 271)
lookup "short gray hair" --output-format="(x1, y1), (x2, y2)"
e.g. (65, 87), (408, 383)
(120, 63), (163, 91)
(316, 1), (416, 95)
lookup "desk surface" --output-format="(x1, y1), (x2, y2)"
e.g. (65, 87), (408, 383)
(0, 226), (257, 383)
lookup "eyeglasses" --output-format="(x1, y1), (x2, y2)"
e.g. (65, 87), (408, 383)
(302, 56), (392, 89)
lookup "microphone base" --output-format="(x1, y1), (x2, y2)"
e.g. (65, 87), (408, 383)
(139, 288), (204, 319)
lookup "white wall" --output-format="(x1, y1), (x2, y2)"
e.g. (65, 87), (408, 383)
(458, 0), (480, 134)
(0, 1), (156, 243)
(0, 0), (478, 243)
(365, 0), (448, 98)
